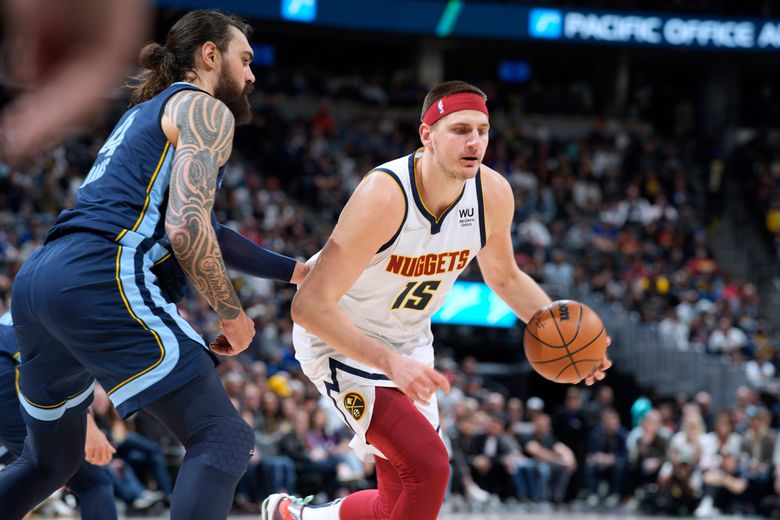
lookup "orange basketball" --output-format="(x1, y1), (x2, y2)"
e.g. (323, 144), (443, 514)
(524, 300), (608, 384)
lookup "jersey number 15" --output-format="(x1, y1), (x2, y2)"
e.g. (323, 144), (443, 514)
(391, 281), (441, 311)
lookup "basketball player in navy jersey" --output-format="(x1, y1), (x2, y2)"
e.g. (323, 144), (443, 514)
(0, 312), (117, 520)
(0, 10), (305, 520)
(262, 81), (612, 519)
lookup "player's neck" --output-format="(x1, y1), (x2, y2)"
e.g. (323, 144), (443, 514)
(183, 72), (216, 96)
(417, 152), (466, 219)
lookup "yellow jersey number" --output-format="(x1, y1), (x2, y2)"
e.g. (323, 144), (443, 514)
(391, 280), (441, 311)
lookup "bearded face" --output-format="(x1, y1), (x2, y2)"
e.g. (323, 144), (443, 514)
(214, 60), (253, 126)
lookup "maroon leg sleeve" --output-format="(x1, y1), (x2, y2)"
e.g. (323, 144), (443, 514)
(337, 458), (400, 519)
(339, 387), (449, 520)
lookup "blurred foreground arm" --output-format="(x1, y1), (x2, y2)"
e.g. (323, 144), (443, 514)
(0, 0), (151, 164)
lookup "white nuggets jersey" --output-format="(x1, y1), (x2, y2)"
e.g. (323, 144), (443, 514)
(294, 149), (486, 373)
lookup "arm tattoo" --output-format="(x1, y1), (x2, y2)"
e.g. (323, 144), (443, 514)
(164, 91), (241, 320)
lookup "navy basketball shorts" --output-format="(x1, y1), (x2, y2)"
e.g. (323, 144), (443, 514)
(11, 233), (216, 430)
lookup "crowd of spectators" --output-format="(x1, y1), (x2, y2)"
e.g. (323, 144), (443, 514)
(1, 65), (779, 514)
(441, 370), (780, 517)
(1, 91), (767, 366)
(739, 132), (780, 273)
(484, 120), (766, 366)
(224, 91), (768, 370)
(728, 131), (780, 389)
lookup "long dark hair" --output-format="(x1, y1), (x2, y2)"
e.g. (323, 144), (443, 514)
(128, 10), (252, 106)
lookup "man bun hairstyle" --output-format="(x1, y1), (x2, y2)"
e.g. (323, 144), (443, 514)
(128, 9), (252, 106)
(138, 43), (170, 71)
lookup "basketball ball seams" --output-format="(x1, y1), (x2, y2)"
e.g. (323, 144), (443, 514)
(549, 307), (568, 346)
(556, 364), (576, 380)
(527, 327), (605, 364)
(554, 358), (604, 381)
(549, 307), (581, 379)
(578, 359), (606, 378)
(528, 309), (570, 348)
(524, 327), (564, 349)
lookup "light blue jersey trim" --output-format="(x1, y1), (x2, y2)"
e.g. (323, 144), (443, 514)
(136, 150), (174, 239)
(117, 229), (170, 263)
(141, 252), (205, 348)
(109, 246), (181, 407)
(18, 380), (95, 422)
(0, 311), (12, 326)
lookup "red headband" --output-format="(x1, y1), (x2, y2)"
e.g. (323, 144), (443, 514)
(422, 93), (489, 126)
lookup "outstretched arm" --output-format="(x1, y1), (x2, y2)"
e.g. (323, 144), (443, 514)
(0, 0), (150, 164)
(210, 212), (307, 284)
(477, 169), (552, 322)
(477, 168), (610, 385)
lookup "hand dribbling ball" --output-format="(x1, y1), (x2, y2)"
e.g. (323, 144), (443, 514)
(524, 300), (608, 384)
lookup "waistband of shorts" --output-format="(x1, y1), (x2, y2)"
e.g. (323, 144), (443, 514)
(47, 229), (171, 263)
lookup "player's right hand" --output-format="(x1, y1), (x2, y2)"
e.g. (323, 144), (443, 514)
(84, 414), (115, 466)
(387, 355), (450, 406)
(216, 311), (255, 355)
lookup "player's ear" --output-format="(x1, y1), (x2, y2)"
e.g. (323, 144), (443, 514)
(419, 123), (432, 146)
(200, 41), (219, 70)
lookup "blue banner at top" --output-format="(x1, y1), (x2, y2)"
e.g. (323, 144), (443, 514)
(154, 0), (780, 52)
(528, 8), (780, 51)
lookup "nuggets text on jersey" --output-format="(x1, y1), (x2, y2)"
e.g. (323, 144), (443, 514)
(385, 250), (470, 277)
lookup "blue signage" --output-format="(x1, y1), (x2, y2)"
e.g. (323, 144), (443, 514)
(156, 0), (780, 53)
(529, 8), (563, 39)
(432, 281), (517, 329)
(529, 9), (780, 51)
(281, 0), (317, 23)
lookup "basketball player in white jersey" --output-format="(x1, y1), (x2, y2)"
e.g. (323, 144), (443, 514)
(261, 80), (612, 520)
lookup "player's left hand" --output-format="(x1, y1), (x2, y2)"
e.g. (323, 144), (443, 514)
(583, 335), (612, 386)
(84, 413), (116, 466)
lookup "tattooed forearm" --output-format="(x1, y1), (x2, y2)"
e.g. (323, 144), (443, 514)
(164, 92), (241, 320)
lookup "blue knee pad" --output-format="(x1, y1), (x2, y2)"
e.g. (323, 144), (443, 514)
(202, 416), (254, 478)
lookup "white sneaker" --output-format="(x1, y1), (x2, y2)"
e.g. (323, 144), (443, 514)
(33, 489), (77, 518)
(260, 493), (313, 520)
(44, 497), (77, 517)
(131, 489), (165, 510)
(694, 495), (718, 518)
(465, 481), (490, 503)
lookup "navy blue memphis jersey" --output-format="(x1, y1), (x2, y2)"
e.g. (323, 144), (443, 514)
(46, 82), (225, 259)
